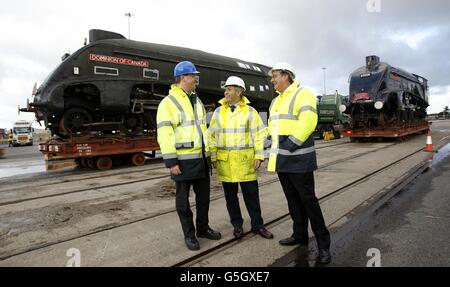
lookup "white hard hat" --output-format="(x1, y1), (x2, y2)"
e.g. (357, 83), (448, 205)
(268, 62), (296, 79)
(224, 76), (246, 91)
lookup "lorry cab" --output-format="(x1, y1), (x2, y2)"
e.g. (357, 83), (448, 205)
(12, 120), (34, 147)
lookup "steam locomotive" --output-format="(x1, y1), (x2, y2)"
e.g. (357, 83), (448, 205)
(341, 55), (429, 129)
(22, 29), (275, 137)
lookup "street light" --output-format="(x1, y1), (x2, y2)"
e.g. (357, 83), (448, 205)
(124, 12), (134, 39)
(322, 67), (327, 96)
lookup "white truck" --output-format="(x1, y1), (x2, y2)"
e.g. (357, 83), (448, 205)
(11, 120), (34, 146)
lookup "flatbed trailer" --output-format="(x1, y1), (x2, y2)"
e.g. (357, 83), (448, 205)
(39, 135), (160, 170)
(343, 121), (430, 140)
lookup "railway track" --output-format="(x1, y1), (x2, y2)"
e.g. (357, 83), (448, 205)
(0, 158), (165, 193)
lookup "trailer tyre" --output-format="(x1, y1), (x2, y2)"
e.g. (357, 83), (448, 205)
(75, 158), (83, 168)
(86, 158), (95, 169)
(131, 153), (146, 166)
(96, 156), (113, 170)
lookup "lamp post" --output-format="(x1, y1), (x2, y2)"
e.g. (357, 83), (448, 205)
(124, 12), (134, 39)
(322, 67), (327, 96)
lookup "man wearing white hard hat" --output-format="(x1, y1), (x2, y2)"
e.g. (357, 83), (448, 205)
(267, 63), (331, 264)
(208, 76), (274, 240)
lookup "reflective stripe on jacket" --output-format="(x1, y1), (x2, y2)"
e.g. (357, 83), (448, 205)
(208, 96), (267, 182)
(156, 84), (209, 180)
(267, 81), (318, 173)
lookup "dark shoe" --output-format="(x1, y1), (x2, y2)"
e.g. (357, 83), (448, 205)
(184, 237), (200, 251)
(316, 249), (332, 264)
(252, 227), (274, 239)
(279, 237), (308, 246)
(197, 227), (222, 240)
(233, 226), (244, 239)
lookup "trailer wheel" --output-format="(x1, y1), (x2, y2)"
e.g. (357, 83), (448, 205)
(85, 158), (95, 169)
(80, 157), (89, 168)
(75, 158), (83, 168)
(96, 156), (113, 170)
(131, 153), (146, 166)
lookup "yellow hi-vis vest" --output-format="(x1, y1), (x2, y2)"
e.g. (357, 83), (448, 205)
(267, 81), (318, 173)
(208, 96), (267, 182)
(156, 84), (209, 180)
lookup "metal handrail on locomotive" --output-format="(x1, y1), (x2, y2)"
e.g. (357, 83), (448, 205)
(340, 55), (430, 138)
(20, 29), (276, 137)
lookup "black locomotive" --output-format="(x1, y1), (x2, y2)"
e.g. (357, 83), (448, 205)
(341, 55), (429, 129)
(22, 29), (275, 137)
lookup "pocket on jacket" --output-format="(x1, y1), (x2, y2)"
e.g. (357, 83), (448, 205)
(217, 151), (229, 161)
(240, 149), (256, 177)
(240, 149), (255, 162)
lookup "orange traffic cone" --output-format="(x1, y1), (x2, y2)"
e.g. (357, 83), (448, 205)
(423, 130), (434, 152)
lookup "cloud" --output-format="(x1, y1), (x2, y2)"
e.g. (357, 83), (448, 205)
(388, 27), (440, 50)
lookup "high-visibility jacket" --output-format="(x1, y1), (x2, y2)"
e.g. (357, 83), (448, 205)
(208, 96), (267, 182)
(267, 81), (318, 173)
(156, 84), (209, 181)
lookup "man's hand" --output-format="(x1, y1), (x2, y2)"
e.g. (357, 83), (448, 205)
(254, 159), (262, 169)
(169, 165), (182, 175)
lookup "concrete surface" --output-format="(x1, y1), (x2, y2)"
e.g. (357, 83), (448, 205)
(330, 142), (450, 267)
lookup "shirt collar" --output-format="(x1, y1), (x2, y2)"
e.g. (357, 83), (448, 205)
(277, 81), (300, 96)
(218, 96), (251, 106)
(170, 84), (195, 97)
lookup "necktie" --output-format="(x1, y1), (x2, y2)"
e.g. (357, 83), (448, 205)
(230, 105), (236, 112)
(189, 95), (196, 108)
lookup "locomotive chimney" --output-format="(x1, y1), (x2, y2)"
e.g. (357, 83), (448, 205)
(366, 55), (380, 70)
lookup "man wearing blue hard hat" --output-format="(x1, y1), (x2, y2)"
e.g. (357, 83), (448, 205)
(157, 61), (221, 251)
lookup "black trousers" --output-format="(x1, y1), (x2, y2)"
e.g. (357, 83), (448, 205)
(222, 180), (264, 231)
(175, 176), (210, 238)
(278, 172), (330, 250)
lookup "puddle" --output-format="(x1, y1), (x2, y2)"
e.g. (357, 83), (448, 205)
(0, 160), (46, 179)
(432, 142), (450, 166)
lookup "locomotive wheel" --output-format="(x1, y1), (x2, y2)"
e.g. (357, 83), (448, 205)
(122, 114), (144, 135)
(60, 107), (93, 135)
(131, 153), (146, 166)
(96, 156), (113, 170)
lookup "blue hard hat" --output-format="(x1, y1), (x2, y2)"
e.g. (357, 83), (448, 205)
(174, 61), (200, 77)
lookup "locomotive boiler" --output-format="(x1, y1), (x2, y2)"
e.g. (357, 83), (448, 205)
(22, 29), (275, 137)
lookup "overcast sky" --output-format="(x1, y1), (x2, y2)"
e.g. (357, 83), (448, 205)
(1, 0), (449, 129)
